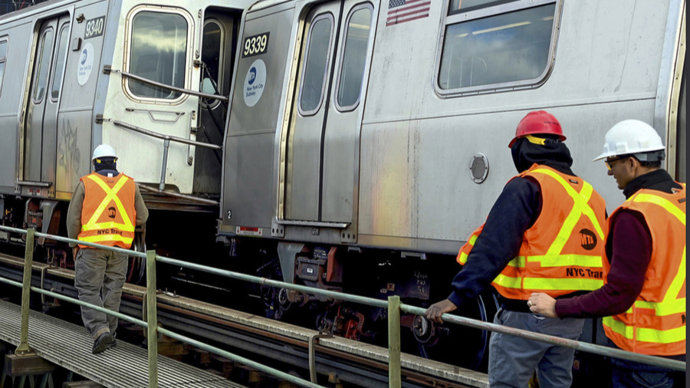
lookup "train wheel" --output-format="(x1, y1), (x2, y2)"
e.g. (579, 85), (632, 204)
(415, 292), (499, 372)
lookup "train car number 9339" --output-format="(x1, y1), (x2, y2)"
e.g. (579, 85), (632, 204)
(242, 32), (269, 58)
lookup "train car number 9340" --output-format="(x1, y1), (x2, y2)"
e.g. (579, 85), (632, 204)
(84, 17), (105, 39)
(242, 32), (269, 58)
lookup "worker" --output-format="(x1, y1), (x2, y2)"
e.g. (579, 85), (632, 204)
(426, 111), (607, 387)
(528, 120), (685, 387)
(67, 144), (149, 354)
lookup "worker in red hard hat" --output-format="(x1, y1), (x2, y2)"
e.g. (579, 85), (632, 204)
(427, 110), (607, 388)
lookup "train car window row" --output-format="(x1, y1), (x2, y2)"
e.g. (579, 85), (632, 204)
(299, 13), (334, 116)
(33, 28), (54, 104)
(0, 38), (7, 98)
(50, 24), (70, 102)
(437, 0), (560, 96)
(335, 4), (373, 112)
(127, 10), (189, 100)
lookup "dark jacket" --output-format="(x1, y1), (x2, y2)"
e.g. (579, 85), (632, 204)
(448, 137), (577, 311)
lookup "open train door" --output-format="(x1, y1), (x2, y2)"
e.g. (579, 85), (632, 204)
(194, 6), (243, 194)
(21, 14), (71, 193)
(282, 0), (377, 238)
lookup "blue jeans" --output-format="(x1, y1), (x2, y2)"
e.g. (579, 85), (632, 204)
(611, 357), (679, 388)
(488, 308), (585, 388)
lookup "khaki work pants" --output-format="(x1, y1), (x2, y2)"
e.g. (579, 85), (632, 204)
(74, 248), (128, 339)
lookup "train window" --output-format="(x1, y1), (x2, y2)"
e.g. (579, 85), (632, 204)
(0, 38), (7, 98)
(201, 20), (224, 108)
(127, 10), (189, 100)
(50, 24), (70, 101)
(299, 14), (334, 115)
(437, 0), (559, 96)
(33, 28), (54, 103)
(335, 4), (373, 111)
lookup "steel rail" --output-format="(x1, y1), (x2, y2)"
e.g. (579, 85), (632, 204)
(0, 275), (148, 328)
(102, 65), (229, 102)
(400, 305), (686, 372)
(156, 256), (687, 372)
(0, 257), (477, 388)
(159, 327), (324, 388)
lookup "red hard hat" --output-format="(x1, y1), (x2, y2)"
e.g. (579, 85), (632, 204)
(508, 110), (566, 148)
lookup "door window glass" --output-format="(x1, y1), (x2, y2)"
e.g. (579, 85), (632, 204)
(336, 5), (373, 111)
(50, 24), (70, 100)
(0, 39), (7, 97)
(299, 15), (334, 115)
(201, 20), (223, 108)
(33, 28), (54, 103)
(128, 11), (188, 99)
(202, 20), (222, 94)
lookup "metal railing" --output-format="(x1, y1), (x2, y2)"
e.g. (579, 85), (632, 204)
(93, 115), (222, 205)
(102, 65), (229, 102)
(0, 225), (685, 388)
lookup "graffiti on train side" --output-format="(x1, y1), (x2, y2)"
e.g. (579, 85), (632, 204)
(58, 118), (81, 185)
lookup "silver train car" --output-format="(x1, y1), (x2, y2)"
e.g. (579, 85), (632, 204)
(0, 0), (253, 260)
(217, 0), (686, 367)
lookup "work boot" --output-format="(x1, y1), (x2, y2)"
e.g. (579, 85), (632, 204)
(92, 332), (114, 354)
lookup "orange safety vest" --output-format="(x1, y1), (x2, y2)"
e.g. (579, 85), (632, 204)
(457, 164), (607, 300)
(602, 184), (686, 356)
(77, 172), (137, 249)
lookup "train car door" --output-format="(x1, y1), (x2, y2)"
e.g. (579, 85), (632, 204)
(284, 1), (375, 223)
(23, 14), (70, 187)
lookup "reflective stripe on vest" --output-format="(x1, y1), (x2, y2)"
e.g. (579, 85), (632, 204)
(81, 174), (135, 233)
(77, 173), (136, 248)
(493, 167), (605, 295)
(602, 185), (686, 356)
(456, 165), (606, 299)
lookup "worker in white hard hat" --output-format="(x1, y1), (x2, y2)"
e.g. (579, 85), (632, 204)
(528, 120), (685, 387)
(66, 144), (148, 354)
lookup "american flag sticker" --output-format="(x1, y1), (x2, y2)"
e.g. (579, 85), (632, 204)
(386, 0), (431, 27)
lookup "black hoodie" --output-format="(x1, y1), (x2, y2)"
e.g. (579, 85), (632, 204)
(447, 136), (578, 311)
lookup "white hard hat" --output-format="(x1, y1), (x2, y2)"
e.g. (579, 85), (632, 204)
(92, 144), (117, 162)
(592, 120), (665, 161)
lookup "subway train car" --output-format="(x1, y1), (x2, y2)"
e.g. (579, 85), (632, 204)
(0, 0), (253, 275)
(219, 0), (686, 369)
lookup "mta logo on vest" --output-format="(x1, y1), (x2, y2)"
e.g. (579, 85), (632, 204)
(579, 228), (597, 250)
(108, 207), (117, 219)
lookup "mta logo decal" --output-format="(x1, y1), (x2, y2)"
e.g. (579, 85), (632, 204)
(579, 229), (597, 250)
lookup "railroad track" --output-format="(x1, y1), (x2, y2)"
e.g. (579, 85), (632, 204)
(0, 252), (488, 388)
